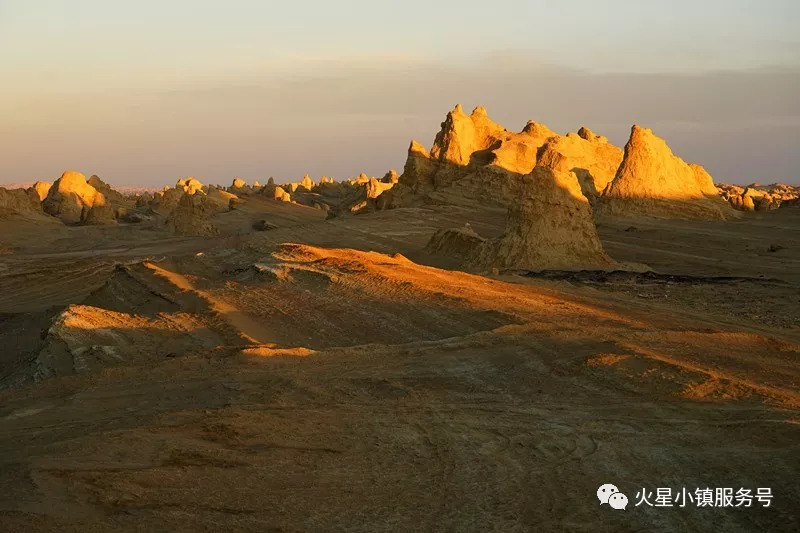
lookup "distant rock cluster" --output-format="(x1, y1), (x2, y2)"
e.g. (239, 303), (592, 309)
(0, 171), (134, 225)
(404, 104), (796, 271)
(1, 103), (796, 271)
(716, 183), (798, 211)
(382, 104), (738, 222)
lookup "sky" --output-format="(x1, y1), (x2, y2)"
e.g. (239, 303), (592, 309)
(1, 0), (798, 186)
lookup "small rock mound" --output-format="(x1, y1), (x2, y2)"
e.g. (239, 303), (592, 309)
(467, 166), (615, 271)
(163, 193), (221, 236)
(273, 186), (291, 202)
(252, 219), (278, 231)
(229, 178), (254, 195)
(425, 224), (486, 258)
(177, 177), (205, 195)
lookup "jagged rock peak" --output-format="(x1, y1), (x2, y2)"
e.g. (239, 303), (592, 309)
(522, 121), (556, 138)
(409, 140), (430, 156)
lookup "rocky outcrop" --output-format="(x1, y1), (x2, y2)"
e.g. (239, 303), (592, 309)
(205, 188), (239, 210)
(425, 224), (485, 258)
(382, 170), (399, 184)
(597, 126), (735, 220)
(150, 187), (185, 212)
(228, 178), (255, 196)
(86, 175), (127, 207)
(718, 182), (798, 211)
(177, 177), (205, 195)
(30, 181), (52, 202)
(163, 193), (220, 236)
(0, 187), (42, 217)
(273, 186), (291, 202)
(42, 171), (105, 223)
(467, 166), (615, 271)
(536, 132), (623, 199)
(80, 199), (117, 225)
(382, 105), (620, 210)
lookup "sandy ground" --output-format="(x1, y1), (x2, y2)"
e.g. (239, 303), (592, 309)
(0, 200), (798, 532)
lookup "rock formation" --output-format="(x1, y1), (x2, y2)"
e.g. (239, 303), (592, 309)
(80, 199), (117, 225)
(382, 170), (399, 184)
(0, 187), (42, 217)
(273, 186), (291, 202)
(382, 105), (620, 210)
(177, 177), (205, 195)
(205, 188), (239, 210)
(42, 171), (105, 224)
(536, 132), (623, 199)
(30, 181), (52, 201)
(425, 224), (486, 258)
(467, 166), (615, 271)
(163, 193), (220, 236)
(718, 182), (798, 210)
(150, 187), (185, 212)
(597, 126), (735, 220)
(349, 173), (371, 186)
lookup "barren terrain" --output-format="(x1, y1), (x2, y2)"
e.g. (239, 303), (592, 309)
(1, 197), (798, 532)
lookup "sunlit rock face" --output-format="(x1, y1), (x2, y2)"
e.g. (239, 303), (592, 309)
(385, 105), (622, 210)
(597, 125), (735, 220)
(42, 171), (105, 224)
(536, 131), (623, 199)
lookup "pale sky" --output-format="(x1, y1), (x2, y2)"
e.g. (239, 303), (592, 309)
(1, 0), (798, 186)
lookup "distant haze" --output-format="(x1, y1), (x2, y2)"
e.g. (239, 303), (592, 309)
(1, 0), (798, 187)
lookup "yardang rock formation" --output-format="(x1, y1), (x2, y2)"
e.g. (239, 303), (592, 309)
(597, 125), (736, 220)
(467, 165), (616, 271)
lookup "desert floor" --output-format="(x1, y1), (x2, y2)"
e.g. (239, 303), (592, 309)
(1, 201), (798, 532)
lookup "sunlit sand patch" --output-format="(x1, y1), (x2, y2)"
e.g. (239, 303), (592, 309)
(241, 345), (316, 357)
